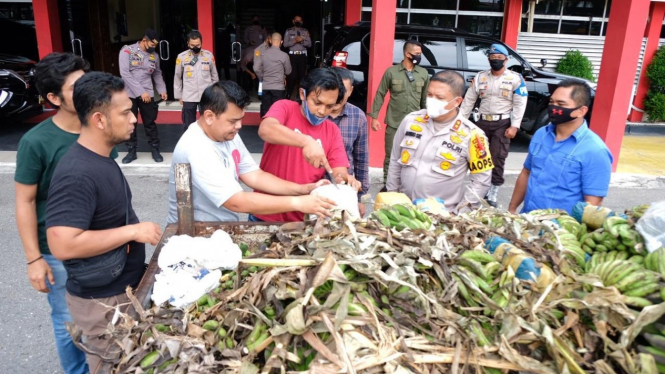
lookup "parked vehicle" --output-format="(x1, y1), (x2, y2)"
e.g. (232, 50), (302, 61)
(0, 54), (41, 120)
(323, 21), (595, 134)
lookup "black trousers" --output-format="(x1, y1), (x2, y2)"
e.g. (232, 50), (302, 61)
(286, 54), (308, 100)
(182, 102), (200, 131)
(475, 118), (511, 186)
(260, 90), (285, 117)
(128, 97), (159, 148)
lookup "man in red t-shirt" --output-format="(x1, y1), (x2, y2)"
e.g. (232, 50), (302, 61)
(256, 68), (361, 222)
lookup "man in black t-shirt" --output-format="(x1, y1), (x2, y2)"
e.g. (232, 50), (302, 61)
(46, 72), (162, 373)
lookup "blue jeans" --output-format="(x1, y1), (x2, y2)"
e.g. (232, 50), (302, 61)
(44, 254), (89, 374)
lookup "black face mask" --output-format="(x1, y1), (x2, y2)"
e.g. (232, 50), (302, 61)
(548, 104), (581, 125)
(489, 59), (505, 71)
(146, 46), (156, 53)
(294, 21), (302, 27)
(410, 53), (422, 65)
(253, 20), (260, 25)
(190, 46), (201, 54)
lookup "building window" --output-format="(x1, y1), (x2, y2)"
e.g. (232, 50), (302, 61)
(523, 0), (611, 35)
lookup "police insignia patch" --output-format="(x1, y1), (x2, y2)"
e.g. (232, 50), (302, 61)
(440, 152), (456, 161)
(255, 50), (261, 57)
(176, 58), (181, 65)
(187, 72), (192, 77)
(410, 124), (423, 132)
(450, 135), (462, 144)
(452, 120), (461, 131)
(456, 129), (468, 137)
(468, 131), (494, 174)
(440, 161), (451, 170)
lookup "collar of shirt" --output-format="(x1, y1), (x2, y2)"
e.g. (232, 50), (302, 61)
(544, 120), (589, 142)
(428, 115), (459, 136)
(328, 104), (352, 123)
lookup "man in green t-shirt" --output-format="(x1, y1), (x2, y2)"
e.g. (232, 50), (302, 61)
(14, 52), (95, 374)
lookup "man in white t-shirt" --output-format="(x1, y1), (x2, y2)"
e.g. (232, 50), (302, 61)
(167, 80), (335, 223)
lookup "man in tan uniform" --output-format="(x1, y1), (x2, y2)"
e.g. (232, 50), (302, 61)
(254, 33), (291, 117)
(244, 15), (269, 53)
(174, 30), (219, 131)
(284, 15), (312, 99)
(388, 71), (492, 214)
(460, 43), (528, 207)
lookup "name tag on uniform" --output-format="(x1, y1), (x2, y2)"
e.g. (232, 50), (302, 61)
(202, 65), (210, 71)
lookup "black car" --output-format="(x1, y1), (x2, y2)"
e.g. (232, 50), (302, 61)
(0, 54), (41, 120)
(323, 22), (595, 134)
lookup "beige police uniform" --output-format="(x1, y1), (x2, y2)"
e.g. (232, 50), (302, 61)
(283, 26), (312, 98)
(244, 25), (268, 50)
(387, 109), (493, 213)
(254, 45), (291, 117)
(459, 69), (528, 187)
(174, 49), (219, 129)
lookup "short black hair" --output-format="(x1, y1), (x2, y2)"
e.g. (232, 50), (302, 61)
(403, 39), (422, 53)
(300, 68), (345, 104)
(144, 28), (159, 42)
(187, 30), (202, 42)
(331, 67), (354, 85)
(431, 70), (465, 97)
(73, 72), (125, 126)
(34, 52), (90, 108)
(200, 80), (250, 116)
(557, 79), (591, 108)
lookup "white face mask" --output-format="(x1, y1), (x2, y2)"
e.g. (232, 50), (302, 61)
(426, 97), (458, 118)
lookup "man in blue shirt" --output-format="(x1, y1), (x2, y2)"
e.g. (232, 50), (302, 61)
(508, 79), (613, 215)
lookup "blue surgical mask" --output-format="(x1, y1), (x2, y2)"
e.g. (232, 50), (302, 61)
(302, 90), (327, 126)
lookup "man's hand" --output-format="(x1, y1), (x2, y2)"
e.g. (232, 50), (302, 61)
(371, 118), (382, 131)
(508, 207), (518, 214)
(300, 179), (331, 194)
(141, 92), (152, 103)
(160, 92), (168, 101)
(131, 222), (163, 246)
(505, 127), (518, 139)
(293, 195), (336, 219)
(295, 36), (303, 43)
(302, 138), (329, 168)
(179, 99), (184, 105)
(249, 71), (257, 80)
(344, 174), (362, 192)
(27, 258), (54, 293)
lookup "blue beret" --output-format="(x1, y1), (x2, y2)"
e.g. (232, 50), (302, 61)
(489, 44), (509, 57)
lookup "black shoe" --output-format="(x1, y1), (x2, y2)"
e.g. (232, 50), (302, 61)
(486, 199), (498, 208)
(122, 148), (137, 164)
(379, 186), (388, 193)
(151, 148), (163, 163)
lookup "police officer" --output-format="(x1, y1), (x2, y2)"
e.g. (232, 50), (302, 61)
(388, 71), (492, 214)
(254, 33), (291, 117)
(460, 43), (528, 207)
(244, 15), (269, 54)
(174, 30), (219, 131)
(240, 37), (270, 94)
(284, 14), (311, 99)
(118, 28), (167, 163)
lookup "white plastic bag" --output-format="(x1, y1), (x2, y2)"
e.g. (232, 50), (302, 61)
(636, 200), (665, 253)
(310, 184), (360, 220)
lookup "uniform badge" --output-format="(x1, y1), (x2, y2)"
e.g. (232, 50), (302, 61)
(452, 120), (461, 131)
(450, 135), (462, 144)
(149, 54), (155, 60)
(468, 131), (494, 174)
(480, 77), (487, 82)
(440, 161), (451, 170)
(439, 152), (456, 161)
(185, 57), (191, 63)
(504, 75), (513, 80)
(401, 150), (411, 164)
(203, 57), (208, 61)
(410, 124), (423, 132)
(501, 90), (509, 98)
(405, 139), (414, 146)
(176, 58), (181, 65)
(456, 129), (468, 137)
(255, 50), (261, 57)
(187, 71), (192, 77)
(415, 116), (428, 123)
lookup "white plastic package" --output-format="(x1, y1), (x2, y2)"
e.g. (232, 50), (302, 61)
(636, 200), (665, 253)
(151, 230), (242, 308)
(310, 184), (360, 220)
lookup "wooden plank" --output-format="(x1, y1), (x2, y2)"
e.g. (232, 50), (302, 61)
(175, 163), (194, 236)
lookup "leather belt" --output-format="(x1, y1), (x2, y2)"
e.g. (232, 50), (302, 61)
(289, 51), (307, 55)
(480, 114), (510, 121)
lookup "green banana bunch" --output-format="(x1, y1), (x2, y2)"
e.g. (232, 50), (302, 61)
(603, 216), (645, 254)
(587, 260), (661, 296)
(639, 334), (665, 373)
(552, 229), (586, 268)
(585, 250), (632, 273)
(628, 204), (651, 221)
(557, 215), (584, 238)
(644, 248), (665, 279)
(371, 205), (432, 231)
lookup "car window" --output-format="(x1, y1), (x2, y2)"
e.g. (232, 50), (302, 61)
(415, 36), (457, 68)
(361, 32), (410, 64)
(343, 42), (362, 65)
(465, 39), (520, 71)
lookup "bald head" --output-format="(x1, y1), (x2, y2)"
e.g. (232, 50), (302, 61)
(271, 32), (282, 43)
(431, 70), (465, 97)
